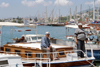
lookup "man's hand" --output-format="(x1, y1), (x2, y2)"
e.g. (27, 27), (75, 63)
(49, 45), (52, 48)
(75, 44), (77, 47)
(47, 47), (50, 50)
(75, 40), (78, 45)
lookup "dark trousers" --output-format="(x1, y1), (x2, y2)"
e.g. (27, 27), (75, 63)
(77, 40), (85, 58)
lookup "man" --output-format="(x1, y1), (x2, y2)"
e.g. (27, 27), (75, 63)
(74, 23), (86, 58)
(41, 32), (59, 60)
(16, 36), (27, 43)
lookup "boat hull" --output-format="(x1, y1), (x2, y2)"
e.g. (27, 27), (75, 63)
(23, 59), (94, 67)
(47, 24), (65, 26)
(43, 60), (93, 67)
(87, 50), (100, 61)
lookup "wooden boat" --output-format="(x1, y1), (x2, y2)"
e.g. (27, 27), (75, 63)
(0, 53), (23, 67)
(3, 42), (95, 67)
(47, 23), (65, 26)
(0, 22), (95, 67)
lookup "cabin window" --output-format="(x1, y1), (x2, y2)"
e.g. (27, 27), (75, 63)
(26, 37), (29, 41)
(59, 51), (65, 55)
(29, 37), (31, 41)
(32, 37), (37, 40)
(38, 37), (42, 39)
(25, 51), (32, 56)
(26, 37), (31, 41)
(0, 60), (8, 65)
(5, 48), (10, 52)
(15, 50), (20, 55)
(36, 54), (41, 58)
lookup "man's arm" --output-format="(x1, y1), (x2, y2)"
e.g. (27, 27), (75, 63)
(42, 37), (48, 48)
(74, 29), (78, 47)
(75, 37), (78, 47)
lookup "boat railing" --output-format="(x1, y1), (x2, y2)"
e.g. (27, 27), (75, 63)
(0, 49), (95, 67)
(22, 58), (51, 67)
(0, 63), (23, 67)
(0, 48), (94, 61)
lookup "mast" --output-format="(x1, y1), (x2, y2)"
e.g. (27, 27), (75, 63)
(89, 6), (90, 23)
(74, 9), (76, 21)
(70, 8), (72, 21)
(57, 0), (61, 23)
(45, 6), (48, 23)
(52, 9), (54, 23)
(80, 4), (82, 21)
(75, 6), (77, 21)
(38, 11), (39, 23)
(59, 9), (60, 23)
(93, 0), (95, 21)
(0, 26), (2, 50)
(97, 6), (99, 20)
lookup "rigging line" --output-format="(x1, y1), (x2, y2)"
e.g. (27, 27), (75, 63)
(49, 5), (57, 19)
(53, 7), (58, 18)
(35, 10), (39, 17)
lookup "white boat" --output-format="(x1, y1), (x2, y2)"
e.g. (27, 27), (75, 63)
(65, 24), (100, 61)
(23, 34), (44, 43)
(0, 53), (23, 67)
(0, 22), (95, 67)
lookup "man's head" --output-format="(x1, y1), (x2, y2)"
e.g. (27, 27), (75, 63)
(78, 23), (82, 29)
(22, 36), (25, 40)
(45, 32), (50, 38)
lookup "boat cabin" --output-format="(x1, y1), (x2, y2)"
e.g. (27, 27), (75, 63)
(3, 42), (95, 67)
(22, 34), (44, 43)
(4, 43), (73, 59)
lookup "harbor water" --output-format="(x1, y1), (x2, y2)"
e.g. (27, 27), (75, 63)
(1, 26), (67, 45)
(1, 26), (100, 66)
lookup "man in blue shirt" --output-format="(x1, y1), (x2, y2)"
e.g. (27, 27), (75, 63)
(41, 32), (59, 60)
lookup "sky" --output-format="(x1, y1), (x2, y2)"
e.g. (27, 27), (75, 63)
(0, 0), (99, 19)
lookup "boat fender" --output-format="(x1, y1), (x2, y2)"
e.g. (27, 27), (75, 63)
(36, 63), (40, 67)
(16, 63), (18, 67)
(36, 61), (42, 67)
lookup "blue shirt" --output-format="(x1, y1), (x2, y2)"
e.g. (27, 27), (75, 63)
(41, 36), (50, 48)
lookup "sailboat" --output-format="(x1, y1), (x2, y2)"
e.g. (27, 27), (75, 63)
(47, 0), (65, 26)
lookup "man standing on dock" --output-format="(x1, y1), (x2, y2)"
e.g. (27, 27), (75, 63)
(41, 32), (59, 60)
(74, 23), (86, 58)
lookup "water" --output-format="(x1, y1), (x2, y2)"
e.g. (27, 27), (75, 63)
(1, 26), (100, 66)
(1, 26), (67, 46)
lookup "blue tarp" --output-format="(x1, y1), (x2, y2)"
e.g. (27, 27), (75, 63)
(91, 21), (100, 24)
